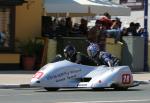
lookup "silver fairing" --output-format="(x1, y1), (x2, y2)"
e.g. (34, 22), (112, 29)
(30, 60), (133, 88)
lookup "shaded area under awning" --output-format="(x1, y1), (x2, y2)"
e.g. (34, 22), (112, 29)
(0, 0), (26, 6)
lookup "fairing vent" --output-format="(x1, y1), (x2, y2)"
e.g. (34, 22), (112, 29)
(79, 78), (92, 82)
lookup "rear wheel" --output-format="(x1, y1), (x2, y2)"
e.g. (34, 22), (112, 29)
(111, 84), (128, 91)
(92, 88), (105, 91)
(44, 87), (59, 91)
(114, 87), (128, 91)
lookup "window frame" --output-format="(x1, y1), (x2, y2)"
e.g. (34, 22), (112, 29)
(0, 6), (15, 52)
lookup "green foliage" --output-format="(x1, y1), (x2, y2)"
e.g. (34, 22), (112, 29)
(19, 39), (44, 57)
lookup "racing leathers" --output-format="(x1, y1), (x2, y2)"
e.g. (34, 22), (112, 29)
(92, 51), (120, 67)
(51, 52), (96, 66)
(66, 52), (97, 66)
(50, 54), (64, 63)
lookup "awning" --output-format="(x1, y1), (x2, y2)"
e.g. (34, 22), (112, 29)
(44, 0), (131, 17)
(0, 0), (26, 6)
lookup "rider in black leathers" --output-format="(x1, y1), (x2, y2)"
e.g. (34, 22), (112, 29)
(63, 45), (96, 66)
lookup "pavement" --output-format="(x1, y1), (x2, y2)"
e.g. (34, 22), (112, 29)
(0, 71), (35, 88)
(0, 70), (149, 88)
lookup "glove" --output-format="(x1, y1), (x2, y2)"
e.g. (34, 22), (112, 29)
(107, 60), (113, 67)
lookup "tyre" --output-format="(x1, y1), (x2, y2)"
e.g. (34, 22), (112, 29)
(92, 88), (105, 91)
(114, 87), (128, 91)
(44, 87), (59, 91)
(111, 84), (128, 91)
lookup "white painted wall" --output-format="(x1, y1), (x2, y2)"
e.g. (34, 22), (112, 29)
(119, 11), (144, 28)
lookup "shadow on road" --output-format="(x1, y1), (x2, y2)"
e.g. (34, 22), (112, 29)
(34, 88), (143, 92)
(0, 70), (36, 74)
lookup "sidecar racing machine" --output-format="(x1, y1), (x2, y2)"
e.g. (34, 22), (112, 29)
(30, 60), (138, 91)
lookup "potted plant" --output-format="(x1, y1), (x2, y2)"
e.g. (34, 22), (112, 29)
(20, 39), (36, 70)
(34, 40), (44, 70)
(19, 38), (45, 70)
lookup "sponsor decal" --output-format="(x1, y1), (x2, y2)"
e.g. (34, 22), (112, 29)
(32, 72), (43, 79)
(46, 69), (81, 82)
(56, 78), (66, 82)
(78, 83), (87, 87)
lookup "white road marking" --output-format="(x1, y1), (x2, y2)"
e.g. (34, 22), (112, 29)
(58, 99), (150, 103)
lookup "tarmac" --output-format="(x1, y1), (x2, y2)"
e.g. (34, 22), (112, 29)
(0, 70), (149, 88)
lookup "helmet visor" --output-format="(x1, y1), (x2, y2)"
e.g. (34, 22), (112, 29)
(87, 49), (94, 58)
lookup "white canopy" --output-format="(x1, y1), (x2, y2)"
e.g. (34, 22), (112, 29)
(44, 0), (131, 17)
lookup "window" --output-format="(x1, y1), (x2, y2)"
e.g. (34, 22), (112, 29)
(0, 7), (14, 51)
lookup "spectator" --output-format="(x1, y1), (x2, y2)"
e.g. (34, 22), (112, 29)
(87, 19), (101, 42)
(56, 18), (67, 36)
(111, 17), (122, 29)
(79, 18), (88, 37)
(103, 12), (111, 19)
(120, 27), (128, 41)
(127, 22), (135, 36)
(65, 17), (72, 36)
(87, 19), (107, 51)
(134, 23), (141, 36)
(127, 22), (141, 36)
(138, 28), (144, 37)
(98, 16), (112, 29)
(71, 23), (80, 36)
(52, 18), (59, 36)
(106, 17), (122, 42)
(0, 31), (6, 47)
(42, 16), (53, 37)
(121, 27), (128, 36)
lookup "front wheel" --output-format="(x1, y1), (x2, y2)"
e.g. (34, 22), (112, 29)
(44, 87), (59, 91)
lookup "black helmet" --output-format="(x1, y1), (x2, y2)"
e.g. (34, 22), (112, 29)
(64, 45), (76, 58)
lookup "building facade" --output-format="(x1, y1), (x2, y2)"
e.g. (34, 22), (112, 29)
(0, 0), (43, 70)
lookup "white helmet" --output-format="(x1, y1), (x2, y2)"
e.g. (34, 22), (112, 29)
(87, 43), (100, 58)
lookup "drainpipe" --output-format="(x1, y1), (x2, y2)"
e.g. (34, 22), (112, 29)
(144, 0), (149, 71)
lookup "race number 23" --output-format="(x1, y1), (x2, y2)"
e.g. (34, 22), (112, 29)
(122, 74), (131, 84)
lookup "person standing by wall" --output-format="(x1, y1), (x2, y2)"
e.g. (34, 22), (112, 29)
(0, 31), (6, 47)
